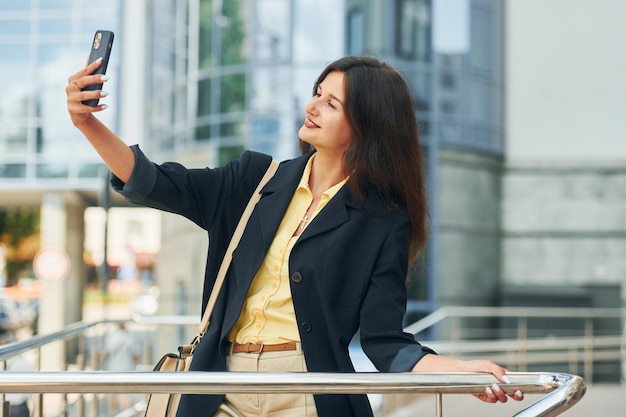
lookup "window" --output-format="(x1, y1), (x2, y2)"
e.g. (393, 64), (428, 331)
(347, 8), (364, 55)
(395, 0), (431, 61)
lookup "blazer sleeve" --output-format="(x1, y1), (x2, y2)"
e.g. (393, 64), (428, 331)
(358, 217), (436, 372)
(110, 145), (272, 230)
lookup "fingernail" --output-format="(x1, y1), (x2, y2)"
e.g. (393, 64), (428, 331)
(101, 104), (109, 110)
(100, 75), (110, 82)
(515, 390), (523, 398)
(100, 91), (109, 97)
(492, 383), (501, 392)
(486, 387), (493, 395)
(502, 375), (511, 384)
(95, 57), (103, 62)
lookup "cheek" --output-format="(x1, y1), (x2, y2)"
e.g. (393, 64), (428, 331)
(340, 121), (353, 144)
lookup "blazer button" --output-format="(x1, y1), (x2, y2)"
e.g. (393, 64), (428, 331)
(300, 322), (312, 332)
(291, 272), (303, 283)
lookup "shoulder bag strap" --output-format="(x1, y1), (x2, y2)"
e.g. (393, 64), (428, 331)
(191, 159), (279, 346)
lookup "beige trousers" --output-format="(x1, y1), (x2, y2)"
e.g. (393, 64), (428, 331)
(213, 344), (318, 417)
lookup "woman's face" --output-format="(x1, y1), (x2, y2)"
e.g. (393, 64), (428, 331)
(298, 71), (353, 157)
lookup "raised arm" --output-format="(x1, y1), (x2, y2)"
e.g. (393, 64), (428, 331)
(66, 58), (134, 183)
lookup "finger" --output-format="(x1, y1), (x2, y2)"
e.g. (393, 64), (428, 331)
(68, 74), (110, 95)
(68, 58), (101, 83)
(85, 56), (104, 71)
(490, 384), (508, 403)
(509, 389), (524, 401)
(476, 387), (497, 403)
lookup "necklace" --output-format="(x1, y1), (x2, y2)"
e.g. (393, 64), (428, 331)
(298, 214), (311, 232)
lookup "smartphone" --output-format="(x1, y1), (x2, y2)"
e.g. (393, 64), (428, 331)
(82, 30), (114, 107)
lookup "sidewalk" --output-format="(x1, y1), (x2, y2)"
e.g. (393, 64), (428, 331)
(385, 384), (624, 417)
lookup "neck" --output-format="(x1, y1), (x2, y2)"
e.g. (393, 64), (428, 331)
(308, 152), (346, 197)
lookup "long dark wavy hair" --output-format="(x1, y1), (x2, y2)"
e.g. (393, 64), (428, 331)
(300, 56), (428, 261)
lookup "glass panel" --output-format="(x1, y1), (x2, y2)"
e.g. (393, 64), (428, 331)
(404, 70), (431, 112)
(220, 73), (245, 113)
(37, 42), (65, 64)
(395, 0), (431, 61)
(251, 117), (279, 136)
(78, 163), (104, 179)
(174, 86), (187, 125)
(219, 121), (243, 137)
(0, 1), (31, 11)
(197, 78), (212, 116)
(252, 0), (290, 62)
(347, 9), (364, 56)
(250, 67), (290, 112)
(195, 123), (212, 141)
(470, 6), (492, 71)
(0, 70), (30, 122)
(37, 163), (68, 178)
(0, 126), (27, 154)
(39, 18), (72, 36)
(0, 18), (30, 37)
(0, 164), (26, 178)
(39, 0), (72, 10)
(218, 145), (245, 165)
(198, 0), (213, 69)
(221, 0), (247, 65)
(470, 78), (492, 123)
(433, 0), (470, 53)
(292, 0), (343, 62)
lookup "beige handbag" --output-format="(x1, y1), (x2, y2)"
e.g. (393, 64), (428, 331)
(144, 159), (279, 417)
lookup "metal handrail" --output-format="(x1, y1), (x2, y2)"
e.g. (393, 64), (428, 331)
(404, 306), (625, 335)
(0, 371), (585, 417)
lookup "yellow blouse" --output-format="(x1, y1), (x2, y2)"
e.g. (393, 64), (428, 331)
(228, 155), (347, 344)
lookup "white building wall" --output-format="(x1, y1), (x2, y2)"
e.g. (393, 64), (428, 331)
(506, 0), (626, 161)
(503, 0), (626, 303)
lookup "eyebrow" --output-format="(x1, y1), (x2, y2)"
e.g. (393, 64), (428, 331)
(328, 93), (345, 107)
(317, 85), (345, 107)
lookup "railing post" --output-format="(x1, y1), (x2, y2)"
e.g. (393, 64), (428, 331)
(451, 317), (461, 357)
(90, 348), (100, 417)
(584, 317), (594, 383)
(76, 354), (85, 417)
(35, 346), (43, 417)
(0, 361), (6, 417)
(0, 400), (9, 417)
(568, 346), (577, 375)
(435, 393), (443, 417)
(517, 317), (528, 371)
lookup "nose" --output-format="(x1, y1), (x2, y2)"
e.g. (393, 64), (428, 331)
(304, 95), (321, 115)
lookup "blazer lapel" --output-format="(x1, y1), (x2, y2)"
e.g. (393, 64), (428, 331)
(231, 153), (311, 274)
(296, 186), (352, 242)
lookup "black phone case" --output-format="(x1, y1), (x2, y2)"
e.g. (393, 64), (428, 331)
(82, 30), (114, 107)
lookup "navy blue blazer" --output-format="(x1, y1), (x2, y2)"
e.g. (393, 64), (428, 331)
(112, 146), (435, 417)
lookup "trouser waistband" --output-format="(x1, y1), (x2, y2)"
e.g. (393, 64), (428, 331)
(228, 342), (298, 354)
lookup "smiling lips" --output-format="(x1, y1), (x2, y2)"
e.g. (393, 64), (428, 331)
(304, 116), (320, 128)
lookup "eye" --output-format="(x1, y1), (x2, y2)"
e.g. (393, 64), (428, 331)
(327, 101), (336, 109)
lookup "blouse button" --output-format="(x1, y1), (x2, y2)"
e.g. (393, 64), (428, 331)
(291, 272), (303, 283)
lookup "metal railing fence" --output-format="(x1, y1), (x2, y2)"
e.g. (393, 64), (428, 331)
(404, 306), (625, 383)
(1, 306), (618, 417)
(0, 371), (585, 417)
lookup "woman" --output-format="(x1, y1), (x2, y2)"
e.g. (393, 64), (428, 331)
(67, 56), (523, 417)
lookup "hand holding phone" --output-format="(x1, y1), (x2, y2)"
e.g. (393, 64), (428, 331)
(82, 30), (114, 107)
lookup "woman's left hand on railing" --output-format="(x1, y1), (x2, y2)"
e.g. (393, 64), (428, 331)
(411, 354), (524, 403)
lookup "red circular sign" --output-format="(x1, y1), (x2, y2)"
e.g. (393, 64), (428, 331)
(33, 248), (71, 281)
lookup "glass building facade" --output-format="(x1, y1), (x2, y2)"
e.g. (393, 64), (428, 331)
(0, 0), (505, 316)
(0, 0), (121, 189)
(144, 0), (503, 162)
(142, 0), (504, 313)
(146, 0), (346, 164)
